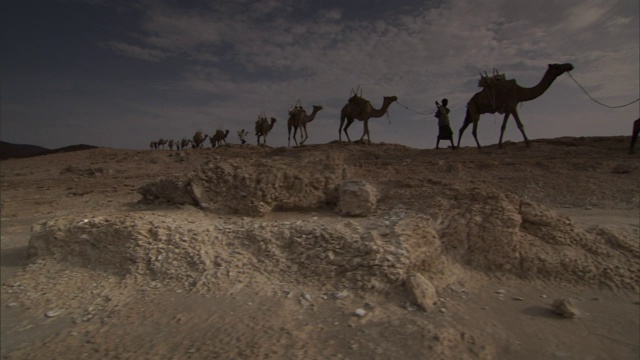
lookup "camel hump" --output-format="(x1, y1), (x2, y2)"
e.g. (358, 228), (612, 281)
(289, 106), (304, 117)
(348, 94), (369, 105)
(347, 95), (370, 113)
(289, 100), (304, 116)
(478, 70), (507, 88)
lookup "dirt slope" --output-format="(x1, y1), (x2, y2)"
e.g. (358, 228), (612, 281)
(1, 137), (639, 359)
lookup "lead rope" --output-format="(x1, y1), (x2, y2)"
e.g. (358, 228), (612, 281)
(567, 72), (639, 108)
(396, 101), (436, 116)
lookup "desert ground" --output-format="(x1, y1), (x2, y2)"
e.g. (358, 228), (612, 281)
(1, 136), (639, 359)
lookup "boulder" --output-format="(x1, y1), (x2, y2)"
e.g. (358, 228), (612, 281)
(335, 180), (378, 217)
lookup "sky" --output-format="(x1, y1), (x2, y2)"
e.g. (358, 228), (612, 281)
(1, 0), (639, 150)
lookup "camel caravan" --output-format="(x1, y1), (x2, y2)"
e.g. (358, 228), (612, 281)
(147, 62), (637, 154)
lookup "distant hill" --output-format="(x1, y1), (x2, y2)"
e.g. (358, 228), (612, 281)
(0, 141), (98, 160)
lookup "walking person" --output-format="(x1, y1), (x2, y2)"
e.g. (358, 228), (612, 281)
(435, 98), (455, 149)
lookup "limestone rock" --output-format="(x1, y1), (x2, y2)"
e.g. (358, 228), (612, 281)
(551, 297), (580, 318)
(406, 273), (438, 311)
(137, 156), (347, 216)
(137, 178), (195, 206)
(335, 180), (378, 217)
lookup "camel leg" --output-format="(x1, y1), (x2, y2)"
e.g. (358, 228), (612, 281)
(498, 113), (511, 149)
(360, 120), (370, 144)
(459, 107), (482, 148)
(292, 127), (299, 146)
(511, 109), (530, 147)
(298, 125), (304, 145)
(301, 125), (308, 145)
(343, 119), (354, 142)
(339, 118), (346, 142)
(471, 121), (481, 148)
(457, 122), (470, 148)
(436, 137), (440, 149)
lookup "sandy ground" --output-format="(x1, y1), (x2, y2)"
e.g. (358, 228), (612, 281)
(1, 136), (639, 359)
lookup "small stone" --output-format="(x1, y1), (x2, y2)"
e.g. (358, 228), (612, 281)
(7, 303), (18, 308)
(407, 273), (438, 311)
(334, 290), (350, 299)
(403, 302), (418, 311)
(552, 298), (580, 318)
(591, 297), (602, 302)
(495, 289), (506, 295)
(354, 308), (367, 317)
(540, 294), (548, 298)
(364, 302), (375, 309)
(439, 308), (447, 313)
(45, 308), (65, 318)
(512, 297), (525, 301)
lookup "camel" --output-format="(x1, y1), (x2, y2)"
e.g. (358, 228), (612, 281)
(288, 105), (323, 146)
(179, 138), (192, 150)
(210, 129), (230, 147)
(157, 138), (168, 150)
(149, 141), (157, 149)
(457, 63), (574, 149)
(192, 131), (208, 149)
(255, 116), (277, 146)
(629, 118), (640, 155)
(168, 139), (175, 151)
(287, 106), (303, 147)
(237, 129), (249, 144)
(339, 95), (398, 143)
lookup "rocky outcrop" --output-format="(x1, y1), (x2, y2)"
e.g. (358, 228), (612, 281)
(335, 180), (378, 217)
(28, 187), (640, 293)
(138, 155), (349, 216)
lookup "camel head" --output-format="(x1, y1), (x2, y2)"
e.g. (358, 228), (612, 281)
(270, 117), (277, 125)
(548, 63), (574, 77)
(383, 96), (399, 108)
(312, 105), (323, 112)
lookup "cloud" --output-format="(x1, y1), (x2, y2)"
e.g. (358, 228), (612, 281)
(106, 41), (170, 62)
(563, 0), (611, 31)
(120, 1), (634, 110)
